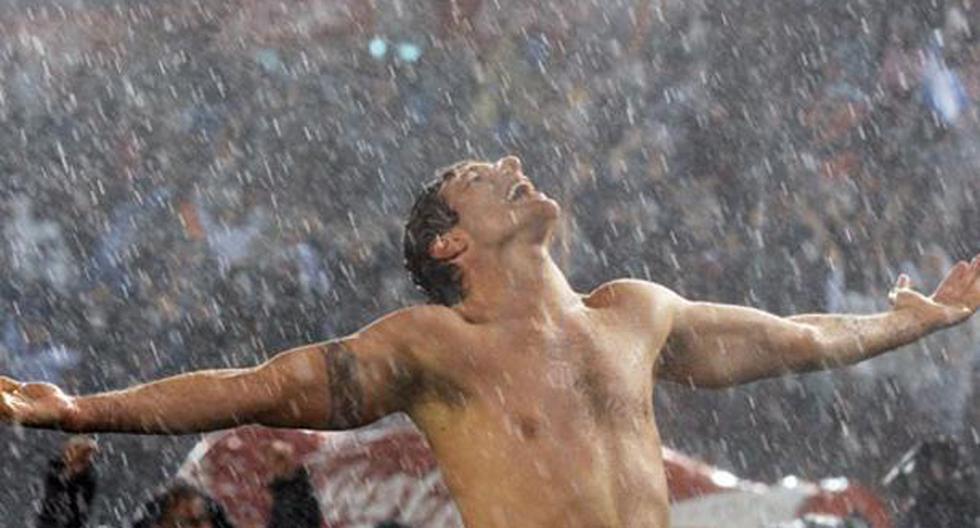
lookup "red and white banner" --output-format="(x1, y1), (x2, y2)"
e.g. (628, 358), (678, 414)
(180, 415), (890, 528)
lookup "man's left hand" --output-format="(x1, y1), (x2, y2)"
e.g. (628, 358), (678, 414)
(889, 254), (980, 327)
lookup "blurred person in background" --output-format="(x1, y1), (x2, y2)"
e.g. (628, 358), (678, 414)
(265, 440), (321, 528)
(130, 481), (234, 528)
(36, 436), (98, 528)
(883, 437), (980, 527)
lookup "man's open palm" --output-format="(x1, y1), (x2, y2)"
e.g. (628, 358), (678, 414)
(890, 254), (980, 327)
(0, 377), (75, 428)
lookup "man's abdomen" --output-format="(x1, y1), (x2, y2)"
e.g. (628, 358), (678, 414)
(422, 412), (670, 528)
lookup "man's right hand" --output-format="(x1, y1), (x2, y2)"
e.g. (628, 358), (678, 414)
(0, 376), (77, 429)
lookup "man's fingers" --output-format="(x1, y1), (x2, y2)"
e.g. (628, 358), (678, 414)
(971, 256), (980, 306)
(967, 255), (979, 280)
(889, 275), (912, 306)
(937, 261), (970, 295)
(0, 392), (19, 422)
(954, 257), (979, 299)
(890, 274), (910, 306)
(953, 260), (970, 280)
(0, 376), (21, 393)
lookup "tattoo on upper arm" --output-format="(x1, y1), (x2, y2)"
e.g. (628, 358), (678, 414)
(322, 342), (364, 428)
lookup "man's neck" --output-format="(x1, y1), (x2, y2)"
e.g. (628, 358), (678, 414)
(454, 243), (583, 324)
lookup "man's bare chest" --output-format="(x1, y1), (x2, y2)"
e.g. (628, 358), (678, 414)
(427, 313), (656, 430)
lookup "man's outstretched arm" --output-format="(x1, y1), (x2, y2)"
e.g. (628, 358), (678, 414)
(0, 308), (434, 434)
(655, 254), (979, 388)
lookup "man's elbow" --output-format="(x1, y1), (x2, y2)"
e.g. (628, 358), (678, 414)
(668, 326), (826, 389)
(787, 324), (837, 373)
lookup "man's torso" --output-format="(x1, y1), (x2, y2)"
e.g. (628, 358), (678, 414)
(405, 280), (676, 527)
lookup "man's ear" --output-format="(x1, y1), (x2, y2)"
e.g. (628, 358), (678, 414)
(430, 231), (468, 262)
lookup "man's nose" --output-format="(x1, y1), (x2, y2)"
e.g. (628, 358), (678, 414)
(496, 155), (522, 174)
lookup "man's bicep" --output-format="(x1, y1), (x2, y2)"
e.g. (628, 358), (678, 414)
(320, 334), (421, 429)
(254, 316), (421, 430)
(660, 299), (818, 388)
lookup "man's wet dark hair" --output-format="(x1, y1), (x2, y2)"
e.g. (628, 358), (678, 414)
(403, 161), (475, 306)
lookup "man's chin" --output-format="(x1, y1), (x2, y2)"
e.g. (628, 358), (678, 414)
(539, 197), (561, 219)
(522, 201), (561, 238)
(523, 193), (560, 215)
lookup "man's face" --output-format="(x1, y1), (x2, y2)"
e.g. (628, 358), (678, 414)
(438, 155), (559, 248)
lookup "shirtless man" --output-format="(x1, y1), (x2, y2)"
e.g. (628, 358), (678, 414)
(2, 155), (978, 527)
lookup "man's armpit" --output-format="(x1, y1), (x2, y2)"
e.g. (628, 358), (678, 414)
(320, 341), (365, 429)
(654, 332), (699, 385)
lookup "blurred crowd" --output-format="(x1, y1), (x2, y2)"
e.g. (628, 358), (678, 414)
(1, 0), (978, 524)
(33, 436), (323, 527)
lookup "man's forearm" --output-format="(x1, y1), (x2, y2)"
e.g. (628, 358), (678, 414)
(788, 308), (944, 370)
(67, 368), (271, 434)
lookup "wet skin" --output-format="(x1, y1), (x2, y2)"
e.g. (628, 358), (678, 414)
(390, 282), (675, 527)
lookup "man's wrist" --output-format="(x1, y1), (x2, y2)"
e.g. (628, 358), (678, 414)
(60, 396), (86, 432)
(893, 304), (949, 336)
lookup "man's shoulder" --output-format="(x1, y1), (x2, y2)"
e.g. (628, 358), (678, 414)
(586, 278), (682, 309)
(362, 304), (465, 354)
(374, 304), (463, 331)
